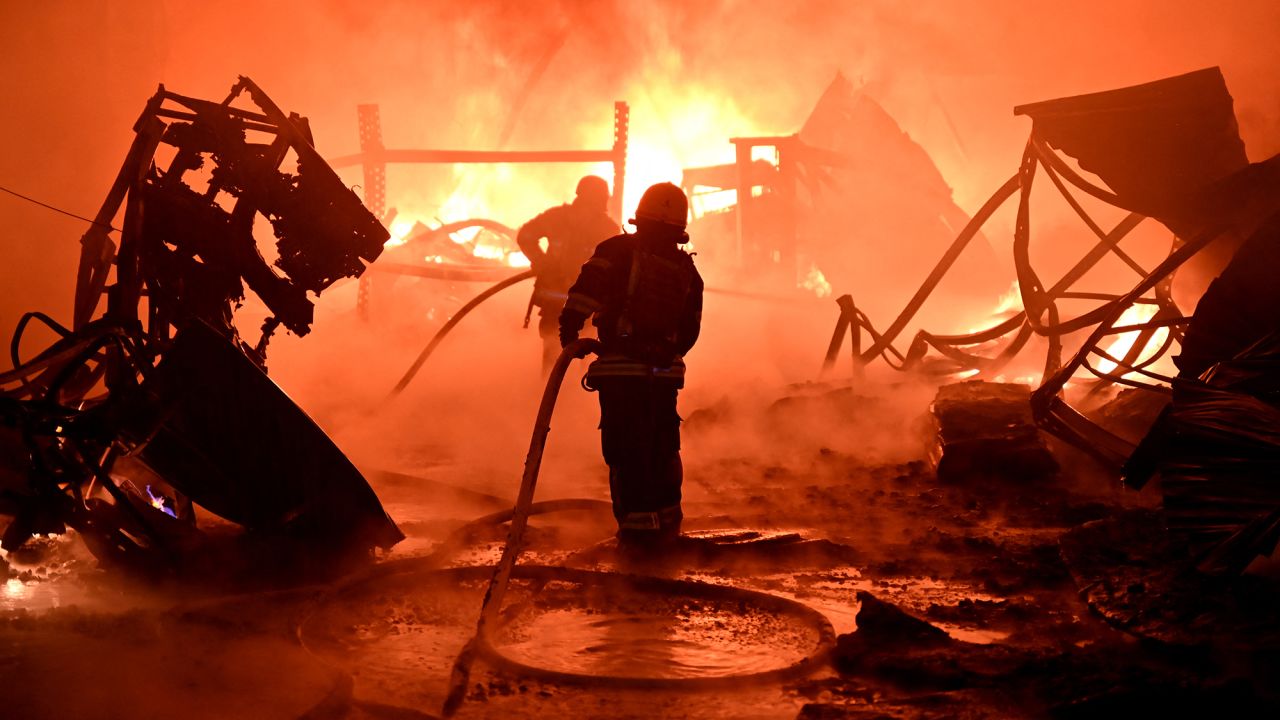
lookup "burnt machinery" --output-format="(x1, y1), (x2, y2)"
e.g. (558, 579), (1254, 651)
(0, 77), (401, 572)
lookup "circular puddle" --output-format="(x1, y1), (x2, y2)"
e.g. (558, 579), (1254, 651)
(490, 581), (824, 680)
(301, 563), (833, 695)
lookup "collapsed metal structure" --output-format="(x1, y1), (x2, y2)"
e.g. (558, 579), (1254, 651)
(821, 68), (1280, 568)
(820, 69), (1245, 452)
(0, 78), (401, 570)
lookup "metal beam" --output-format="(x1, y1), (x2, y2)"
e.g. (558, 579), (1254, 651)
(330, 148), (618, 169)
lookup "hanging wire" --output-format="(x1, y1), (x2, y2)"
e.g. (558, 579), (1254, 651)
(0, 183), (118, 232)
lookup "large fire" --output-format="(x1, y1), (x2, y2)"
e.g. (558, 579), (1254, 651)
(799, 264), (833, 298)
(386, 216), (417, 248)
(376, 78), (773, 274)
(588, 85), (763, 215)
(965, 281), (1023, 335)
(963, 285), (1174, 386)
(1094, 303), (1170, 379)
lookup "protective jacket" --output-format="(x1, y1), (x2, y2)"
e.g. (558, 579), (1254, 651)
(559, 229), (703, 539)
(559, 232), (703, 383)
(516, 202), (619, 309)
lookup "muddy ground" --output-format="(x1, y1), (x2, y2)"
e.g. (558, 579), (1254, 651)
(3, 376), (1279, 719)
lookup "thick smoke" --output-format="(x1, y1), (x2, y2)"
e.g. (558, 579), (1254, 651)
(2, 1), (1279, 496)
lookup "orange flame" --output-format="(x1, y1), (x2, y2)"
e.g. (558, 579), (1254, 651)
(1095, 304), (1167, 378)
(800, 264), (833, 298)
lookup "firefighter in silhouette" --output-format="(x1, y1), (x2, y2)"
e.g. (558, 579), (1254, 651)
(559, 182), (704, 548)
(517, 175), (620, 371)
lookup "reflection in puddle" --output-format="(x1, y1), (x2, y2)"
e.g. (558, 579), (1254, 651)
(3, 577), (33, 610)
(3, 573), (87, 612)
(496, 603), (818, 679)
(1, 542), (96, 613)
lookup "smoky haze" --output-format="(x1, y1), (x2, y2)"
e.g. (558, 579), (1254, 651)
(2, 1), (1279, 494)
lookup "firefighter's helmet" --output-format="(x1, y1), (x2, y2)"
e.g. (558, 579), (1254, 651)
(632, 182), (688, 229)
(575, 175), (610, 208)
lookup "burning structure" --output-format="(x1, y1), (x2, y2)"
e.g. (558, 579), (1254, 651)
(814, 67), (1280, 573)
(4, 4), (1280, 718)
(683, 73), (1003, 316)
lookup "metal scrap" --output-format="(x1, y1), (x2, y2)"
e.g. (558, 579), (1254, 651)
(0, 77), (401, 571)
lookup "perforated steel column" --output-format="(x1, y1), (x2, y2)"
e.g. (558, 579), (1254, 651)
(611, 101), (629, 225)
(356, 104), (386, 321)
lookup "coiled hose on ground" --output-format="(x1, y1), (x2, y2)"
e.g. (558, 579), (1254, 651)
(290, 339), (835, 719)
(439, 337), (601, 715)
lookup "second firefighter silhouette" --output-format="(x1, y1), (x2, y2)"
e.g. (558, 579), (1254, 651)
(560, 182), (704, 545)
(517, 175), (620, 370)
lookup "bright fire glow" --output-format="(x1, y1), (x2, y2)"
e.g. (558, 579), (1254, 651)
(589, 80), (768, 218)
(438, 164), (515, 221)
(800, 264), (832, 298)
(386, 216), (418, 248)
(993, 280), (1022, 316)
(1095, 304), (1168, 377)
(388, 211), (531, 268)
(410, 165), (533, 268)
(4, 577), (27, 603)
(992, 374), (1041, 386)
(967, 281), (1024, 334)
(146, 485), (178, 519)
(689, 188), (738, 217)
(374, 74), (772, 270)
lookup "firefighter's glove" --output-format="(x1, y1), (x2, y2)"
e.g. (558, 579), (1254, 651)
(559, 331), (578, 349)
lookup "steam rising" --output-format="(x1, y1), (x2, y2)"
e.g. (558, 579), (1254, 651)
(2, 0), (1279, 486)
(2, 7), (1279, 717)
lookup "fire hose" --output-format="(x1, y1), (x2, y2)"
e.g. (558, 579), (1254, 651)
(388, 270), (535, 397)
(296, 560), (836, 720)
(439, 337), (600, 716)
(386, 267), (821, 399)
(290, 339), (835, 718)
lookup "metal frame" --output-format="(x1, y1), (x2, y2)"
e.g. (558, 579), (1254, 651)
(341, 101), (629, 318)
(821, 129), (1202, 467)
(2, 77), (394, 565)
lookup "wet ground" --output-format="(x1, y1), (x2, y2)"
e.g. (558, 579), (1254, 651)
(2, 378), (1279, 719)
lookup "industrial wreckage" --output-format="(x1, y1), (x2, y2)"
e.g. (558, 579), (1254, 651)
(3, 69), (1280, 718)
(823, 67), (1280, 575)
(0, 77), (400, 574)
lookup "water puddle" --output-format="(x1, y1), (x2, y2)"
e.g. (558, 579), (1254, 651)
(494, 595), (820, 679)
(1, 542), (97, 613)
(304, 566), (827, 690)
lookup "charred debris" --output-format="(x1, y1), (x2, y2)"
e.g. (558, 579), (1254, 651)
(797, 66), (1280, 716)
(0, 78), (399, 581)
(816, 67), (1280, 575)
(2, 67), (1280, 715)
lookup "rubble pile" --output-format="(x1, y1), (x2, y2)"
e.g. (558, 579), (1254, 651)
(929, 381), (1057, 484)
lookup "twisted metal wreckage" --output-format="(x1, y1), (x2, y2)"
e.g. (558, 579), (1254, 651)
(821, 67), (1280, 573)
(3, 68), (1278, 582)
(0, 78), (403, 570)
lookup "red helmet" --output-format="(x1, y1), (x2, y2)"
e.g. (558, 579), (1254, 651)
(632, 182), (688, 228)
